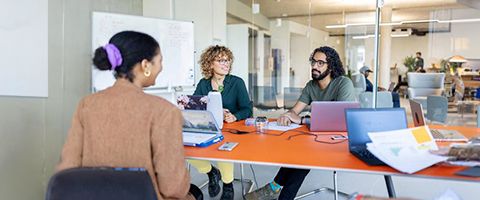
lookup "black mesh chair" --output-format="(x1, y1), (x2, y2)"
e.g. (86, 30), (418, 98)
(45, 167), (157, 200)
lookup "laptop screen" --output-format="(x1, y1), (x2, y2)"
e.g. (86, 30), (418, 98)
(177, 95), (208, 110)
(182, 110), (219, 134)
(345, 108), (408, 148)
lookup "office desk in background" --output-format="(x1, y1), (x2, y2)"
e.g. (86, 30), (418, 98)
(185, 122), (480, 192)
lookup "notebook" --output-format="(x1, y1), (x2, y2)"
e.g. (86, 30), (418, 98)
(182, 110), (223, 147)
(309, 101), (360, 132)
(409, 99), (468, 142)
(345, 108), (408, 166)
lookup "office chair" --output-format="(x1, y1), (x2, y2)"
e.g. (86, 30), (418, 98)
(407, 73), (445, 109)
(426, 95), (448, 124)
(477, 105), (480, 128)
(45, 167), (157, 200)
(351, 73), (367, 101)
(359, 92), (393, 108)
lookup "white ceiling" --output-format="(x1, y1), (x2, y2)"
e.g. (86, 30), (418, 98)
(231, 0), (475, 35)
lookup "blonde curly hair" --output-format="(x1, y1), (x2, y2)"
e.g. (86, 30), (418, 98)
(199, 45), (234, 79)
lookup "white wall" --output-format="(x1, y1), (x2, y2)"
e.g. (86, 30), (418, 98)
(272, 20), (344, 89)
(270, 20), (291, 93)
(144, 0), (227, 88)
(227, 24), (249, 88)
(226, 0), (270, 30)
(290, 34), (311, 87)
(364, 35), (431, 83)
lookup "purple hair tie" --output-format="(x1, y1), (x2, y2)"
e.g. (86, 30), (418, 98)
(103, 44), (123, 70)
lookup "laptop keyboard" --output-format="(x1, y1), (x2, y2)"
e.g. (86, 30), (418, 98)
(183, 132), (216, 144)
(351, 149), (385, 166)
(431, 129), (444, 139)
(356, 150), (376, 159)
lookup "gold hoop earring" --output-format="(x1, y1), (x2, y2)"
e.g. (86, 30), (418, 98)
(144, 70), (151, 77)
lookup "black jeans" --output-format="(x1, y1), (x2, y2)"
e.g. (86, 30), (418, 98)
(273, 167), (310, 200)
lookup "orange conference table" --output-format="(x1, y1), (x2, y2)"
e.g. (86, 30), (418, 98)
(185, 121), (480, 196)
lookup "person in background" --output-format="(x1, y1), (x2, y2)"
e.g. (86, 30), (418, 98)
(415, 51), (424, 72)
(188, 45), (252, 200)
(56, 31), (201, 200)
(360, 66), (374, 92)
(359, 66), (400, 107)
(245, 46), (355, 200)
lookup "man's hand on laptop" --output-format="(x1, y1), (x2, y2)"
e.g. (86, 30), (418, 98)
(277, 111), (301, 126)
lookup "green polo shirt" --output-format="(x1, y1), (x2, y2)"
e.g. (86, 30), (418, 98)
(194, 75), (252, 120)
(298, 76), (356, 104)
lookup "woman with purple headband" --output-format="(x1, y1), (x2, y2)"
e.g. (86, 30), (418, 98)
(56, 31), (202, 200)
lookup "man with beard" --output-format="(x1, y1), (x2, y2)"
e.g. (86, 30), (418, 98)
(245, 46), (355, 200)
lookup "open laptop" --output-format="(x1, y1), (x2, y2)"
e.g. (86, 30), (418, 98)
(345, 108), (408, 166)
(177, 95), (208, 110)
(409, 99), (468, 142)
(182, 110), (223, 147)
(309, 101), (360, 132)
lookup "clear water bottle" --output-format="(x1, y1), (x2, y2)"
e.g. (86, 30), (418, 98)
(255, 116), (268, 134)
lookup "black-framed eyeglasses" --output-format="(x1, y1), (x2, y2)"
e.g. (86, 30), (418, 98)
(310, 59), (327, 67)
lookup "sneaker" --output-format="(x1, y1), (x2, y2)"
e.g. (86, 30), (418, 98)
(207, 166), (221, 197)
(220, 182), (234, 200)
(244, 184), (281, 200)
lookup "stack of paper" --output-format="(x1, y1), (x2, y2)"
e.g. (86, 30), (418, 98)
(367, 126), (448, 174)
(265, 122), (301, 131)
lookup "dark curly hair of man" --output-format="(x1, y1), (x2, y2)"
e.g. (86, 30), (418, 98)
(309, 46), (345, 79)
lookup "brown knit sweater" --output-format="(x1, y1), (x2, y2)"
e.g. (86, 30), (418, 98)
(56, 79), (192, 200)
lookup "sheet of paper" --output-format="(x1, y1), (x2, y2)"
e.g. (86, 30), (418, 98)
(367, 143), (448, 174)
(368, 126), (438, 151)
(265, 122), (301, 131)
(366, 126), (448, 174)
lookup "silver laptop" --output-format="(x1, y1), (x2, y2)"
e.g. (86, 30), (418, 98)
(409, 99), (468, 142)
(309, 101), (360, 132)
(182, 110), (223, 147)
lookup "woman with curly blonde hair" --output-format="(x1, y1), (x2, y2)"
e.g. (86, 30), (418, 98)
(189, 45), (252, 200)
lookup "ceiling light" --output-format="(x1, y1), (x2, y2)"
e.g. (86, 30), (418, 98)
(401, 19), (439, 24)
(282, 13), (288, 17)
(326, 18), (480, 29)
(390, 33), (410, 38)
(439, 18), (480, 23)
(276, 18), (282, 27)
(326, 24), (348, 29)
(352, 35), (375, 39)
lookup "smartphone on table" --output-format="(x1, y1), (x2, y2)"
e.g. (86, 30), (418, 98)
(218, 142), (239, 151)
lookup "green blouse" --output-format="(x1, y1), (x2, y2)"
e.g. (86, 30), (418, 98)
(194, 75), (252, 120)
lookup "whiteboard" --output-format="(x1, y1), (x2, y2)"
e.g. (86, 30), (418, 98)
(92, 12), (195, 91)
(0, 0), (48, 97)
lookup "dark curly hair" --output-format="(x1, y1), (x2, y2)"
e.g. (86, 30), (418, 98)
(309, 46), (345, 79)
